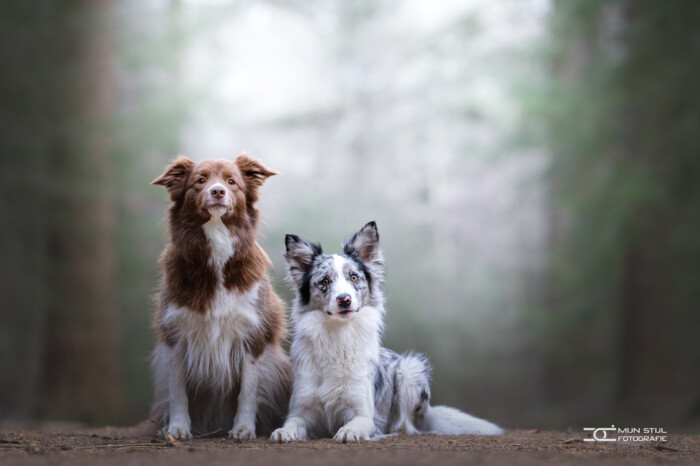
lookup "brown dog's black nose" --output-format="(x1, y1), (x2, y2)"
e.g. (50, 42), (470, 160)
(336, 293), (352, 308)
(210, 186), (226, 199)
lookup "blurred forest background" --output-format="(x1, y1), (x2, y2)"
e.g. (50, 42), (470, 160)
(1, 0), (699, 431)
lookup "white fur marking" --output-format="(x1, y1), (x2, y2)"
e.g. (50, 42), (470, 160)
(329, 255), (357, 313)
(166, 345), (192, 439)
(230, 355), (260, 440)
(162, 283), (262, 394)
(202, 217), (236, 272)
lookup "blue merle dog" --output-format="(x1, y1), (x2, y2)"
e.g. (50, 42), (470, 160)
(270, 221), (502, 443)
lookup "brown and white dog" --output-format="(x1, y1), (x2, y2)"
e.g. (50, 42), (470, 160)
(150, 155), (291, 440)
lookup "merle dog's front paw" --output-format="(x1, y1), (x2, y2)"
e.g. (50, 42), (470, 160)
(270, 426), (299, 443)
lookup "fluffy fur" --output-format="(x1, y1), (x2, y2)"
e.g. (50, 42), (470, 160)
(150, 155), (291, 440)
(271, 221), (502, 443)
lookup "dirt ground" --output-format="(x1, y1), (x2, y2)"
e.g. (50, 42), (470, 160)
(1, 424), (698, 466)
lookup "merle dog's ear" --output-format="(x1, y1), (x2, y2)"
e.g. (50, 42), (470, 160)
(344, 221), (382, 263)
(343, 221), (385, 289)
(284, 234), (322, 287)
(152, 156), (195, 201)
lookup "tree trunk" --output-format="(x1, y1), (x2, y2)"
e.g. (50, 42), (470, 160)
(40, 0), (126, 424)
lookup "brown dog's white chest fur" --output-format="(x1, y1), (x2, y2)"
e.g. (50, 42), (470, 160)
(203, 216), (237, 272)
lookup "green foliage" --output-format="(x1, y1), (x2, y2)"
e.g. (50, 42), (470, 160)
(539, 0), (700, 423)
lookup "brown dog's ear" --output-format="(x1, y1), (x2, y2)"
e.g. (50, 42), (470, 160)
(152, 156), (195, 201)
(236, 154), (278, 188)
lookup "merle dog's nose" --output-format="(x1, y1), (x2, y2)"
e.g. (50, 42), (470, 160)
(336, 294), (352, 308)
(210, 186), (226, 199)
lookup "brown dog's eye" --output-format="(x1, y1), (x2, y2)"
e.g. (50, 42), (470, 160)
(197, 177), (206, 184)
(350, 273), (358, 282)
(321, 278), (330, 287)
(228, 179), (235, 185)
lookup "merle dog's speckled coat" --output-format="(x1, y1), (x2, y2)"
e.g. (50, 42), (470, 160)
(271, 222), (502, 443)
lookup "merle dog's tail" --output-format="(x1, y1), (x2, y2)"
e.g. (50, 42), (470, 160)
(420, 405), (503, 435)
(388, 353), (503, 436)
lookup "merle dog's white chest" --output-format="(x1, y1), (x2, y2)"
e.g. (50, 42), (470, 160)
(297, 312), (380, 409)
